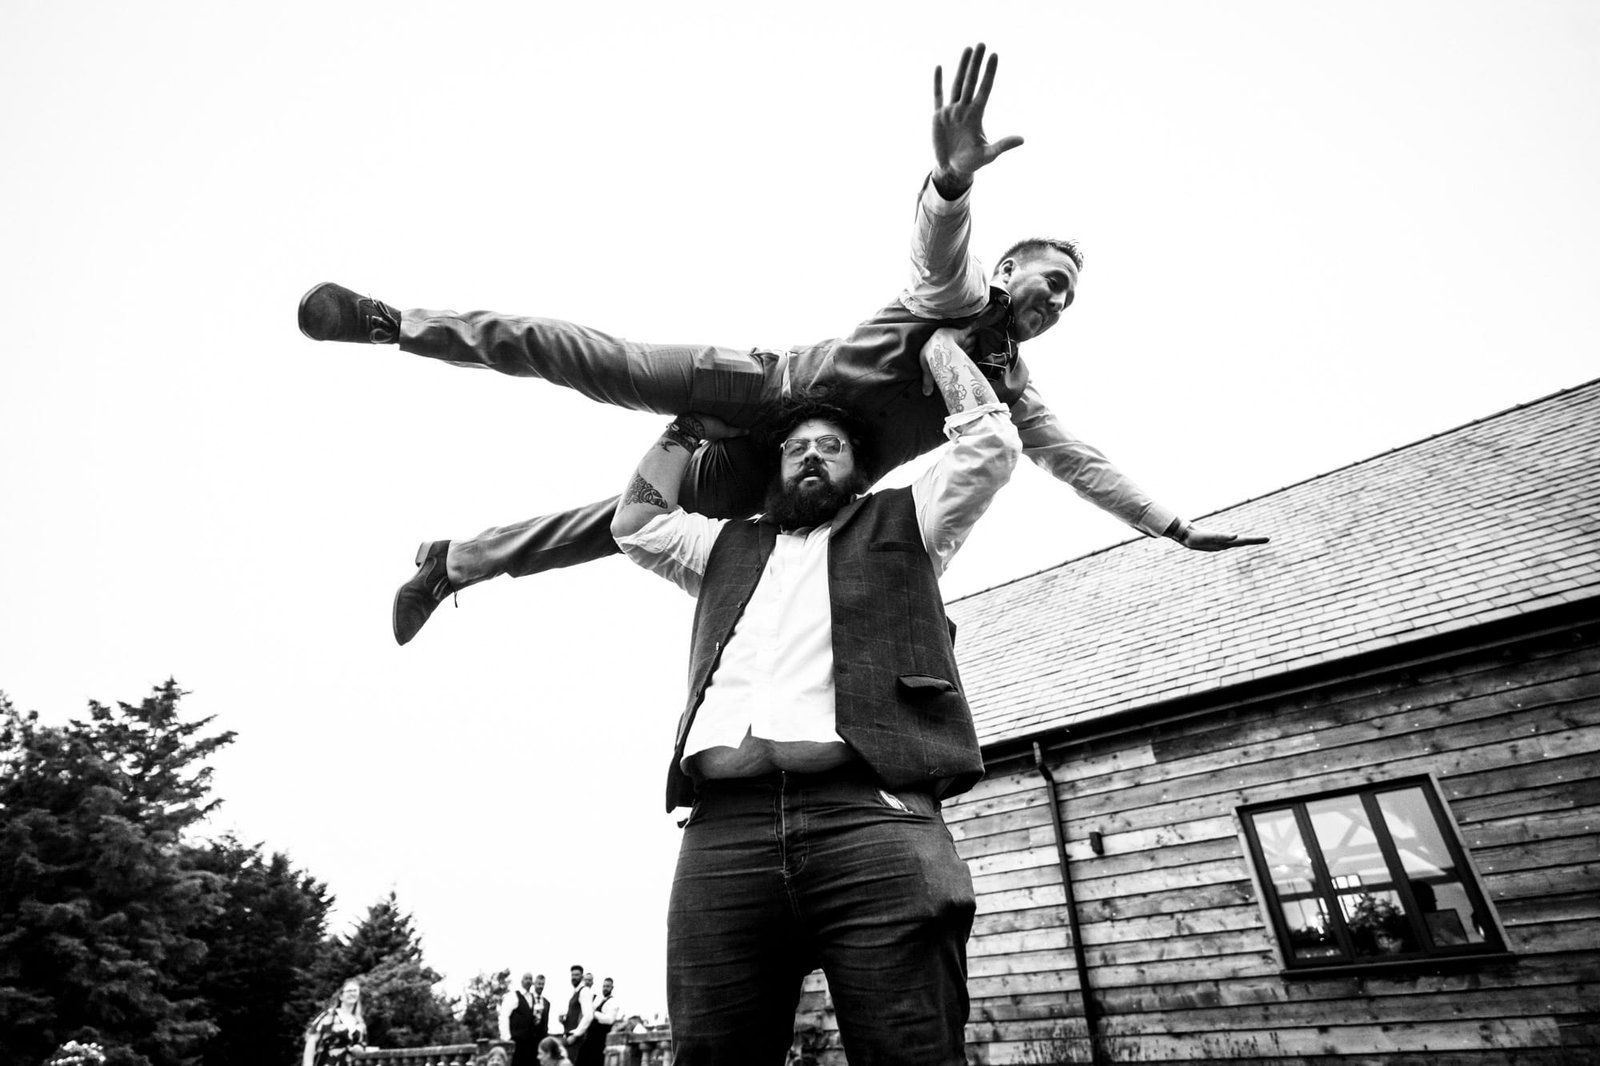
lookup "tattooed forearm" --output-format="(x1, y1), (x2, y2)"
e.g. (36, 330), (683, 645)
(656, 422), (700, 451)
(926, 332), (996, 413)
(622, 472), (670, 510)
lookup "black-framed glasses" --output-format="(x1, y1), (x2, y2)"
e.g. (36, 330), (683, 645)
(779, 435), (849, 458)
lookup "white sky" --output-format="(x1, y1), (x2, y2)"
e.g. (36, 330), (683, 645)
(3, 0), (1596, 1022)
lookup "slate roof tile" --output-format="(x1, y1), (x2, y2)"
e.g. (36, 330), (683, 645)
(951, 379), (1600, 747)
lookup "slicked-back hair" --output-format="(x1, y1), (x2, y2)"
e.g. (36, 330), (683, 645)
(998, 236), (1083, 273)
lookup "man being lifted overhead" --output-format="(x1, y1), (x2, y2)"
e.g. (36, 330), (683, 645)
(298, 43), (1266, 644)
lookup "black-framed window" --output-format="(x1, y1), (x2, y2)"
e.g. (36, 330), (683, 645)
(1239, 777), (1505, 969)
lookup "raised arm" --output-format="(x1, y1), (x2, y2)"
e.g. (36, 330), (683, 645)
(923, 326), (1002, 418)
(610, 415), (744, 541)
(913, 328), (1023, 574)
(909, 44), (1024, 317)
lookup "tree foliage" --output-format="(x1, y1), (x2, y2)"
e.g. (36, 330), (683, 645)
(460, 969), (512, 1041)
(0, 682), (232, 1066)
(329, 892), (464, 1048)
(1, 682), (467, 1065)
(185, 839), (335, 1066)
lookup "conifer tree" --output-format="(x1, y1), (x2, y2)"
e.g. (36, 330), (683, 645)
(0, 682), (233, 1066)
(185, 839), (334, 1066)
(330, 892), (464, 1048)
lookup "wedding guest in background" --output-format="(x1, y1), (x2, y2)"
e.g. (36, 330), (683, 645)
(303, 978), (367, 1066)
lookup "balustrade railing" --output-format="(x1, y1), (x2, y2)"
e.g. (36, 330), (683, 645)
(343, 1028), (673, 1066)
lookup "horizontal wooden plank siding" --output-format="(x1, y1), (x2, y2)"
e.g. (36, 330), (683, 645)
(946, 621), (1600, 1064)
(790, 619), (1600, 1064)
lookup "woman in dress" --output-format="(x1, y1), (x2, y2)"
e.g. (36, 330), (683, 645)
(303, 977), (368, 1066)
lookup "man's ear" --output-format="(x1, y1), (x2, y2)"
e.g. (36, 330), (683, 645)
(994, 258), (1016, 283)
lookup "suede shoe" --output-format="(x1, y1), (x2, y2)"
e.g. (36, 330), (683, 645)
(393, 540), (454, 645)
(299, 282), (401, 344)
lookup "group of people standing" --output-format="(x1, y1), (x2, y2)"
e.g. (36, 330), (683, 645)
(499, 967), (623, 1066)
(298, 969), (622, 1066)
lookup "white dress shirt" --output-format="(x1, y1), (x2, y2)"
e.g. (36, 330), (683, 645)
(618, 407), (1019, 767)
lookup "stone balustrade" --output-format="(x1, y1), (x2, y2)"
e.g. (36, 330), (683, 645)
(343, 1028), (674, 1066)
(351, 1040), (505, 1066)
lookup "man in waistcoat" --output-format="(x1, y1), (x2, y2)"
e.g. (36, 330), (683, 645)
(609, 326), (1015, 1065)
(576, 978), (619, 1066)
(499, 972), (549, 1064)
(561, 964), (595, 1058)
(296, 43), (1265, 645)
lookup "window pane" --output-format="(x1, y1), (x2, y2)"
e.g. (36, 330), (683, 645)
(1251, 809), (1317, 895)
(1337, 887), (1417, 957)
(1308, 796), (1419, 957)
(1374, 787), (1452, 877)
(1306, 794), (1390, 889)
(1280, 897), (1341, 961)
(1251, 810), (1341, 961)
(1376, 787), (1489, 947)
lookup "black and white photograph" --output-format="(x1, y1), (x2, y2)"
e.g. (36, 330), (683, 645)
(2, 3), (1596, 1064)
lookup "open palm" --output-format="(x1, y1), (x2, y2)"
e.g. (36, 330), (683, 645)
(932, 43), (1024, 186)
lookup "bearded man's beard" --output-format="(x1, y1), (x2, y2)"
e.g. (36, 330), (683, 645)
(764, 464), (864, 529)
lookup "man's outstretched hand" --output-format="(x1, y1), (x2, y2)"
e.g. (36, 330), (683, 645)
(1181, 523), (1271, 552)
(932, 43), (1024, 199)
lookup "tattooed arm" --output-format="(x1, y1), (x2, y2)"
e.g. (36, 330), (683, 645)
(911, 327), (1022, 576)
(610, 413), (745, 542)
(922, 326), (999, 419)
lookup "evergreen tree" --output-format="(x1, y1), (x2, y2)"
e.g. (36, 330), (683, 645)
(339, 892), (423, 976)
(460, 969), (512, 1041)
(185, 838), (334, 1066)
(331, 893), (464, 1048)
(0, 683), (234, 1066)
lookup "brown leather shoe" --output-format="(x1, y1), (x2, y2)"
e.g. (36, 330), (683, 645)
(392, 540), (453, 645)
(299, 282), (401, 344)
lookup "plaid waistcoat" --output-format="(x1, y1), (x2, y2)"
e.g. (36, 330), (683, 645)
(665, 486), (985, 810)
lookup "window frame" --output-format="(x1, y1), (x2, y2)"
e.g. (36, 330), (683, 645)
(1238, 774), (1508, 973)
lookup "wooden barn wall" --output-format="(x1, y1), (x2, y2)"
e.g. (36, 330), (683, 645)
(795, 618), (1599, 1065)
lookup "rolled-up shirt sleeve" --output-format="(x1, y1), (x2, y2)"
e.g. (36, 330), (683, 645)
(1008, 382), (1179, 537)
(615, 510), (728, 597)
(912, 405), (1022, 576)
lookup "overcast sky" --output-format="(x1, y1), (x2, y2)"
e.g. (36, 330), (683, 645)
(3, 0), (1596, 1021)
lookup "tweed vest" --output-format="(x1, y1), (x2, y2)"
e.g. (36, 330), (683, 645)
(665, 486), (985, 810)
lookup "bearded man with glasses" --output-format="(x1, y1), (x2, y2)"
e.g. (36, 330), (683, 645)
(607, 326), (1014, 1065)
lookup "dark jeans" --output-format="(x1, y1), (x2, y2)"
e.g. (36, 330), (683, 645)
(668, 767), (975, 1066)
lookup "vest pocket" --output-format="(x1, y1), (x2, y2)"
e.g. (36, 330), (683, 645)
(897, 673), (958, 694)
(897, 673), (966, 724)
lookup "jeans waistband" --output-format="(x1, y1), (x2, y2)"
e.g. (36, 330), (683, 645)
(695, 760), (881, 793)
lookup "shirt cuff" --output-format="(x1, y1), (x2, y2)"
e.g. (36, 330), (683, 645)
(1135, 501), (1182, 538)
(944, 402), (1009, 441)
(921, 171), (972, 215)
